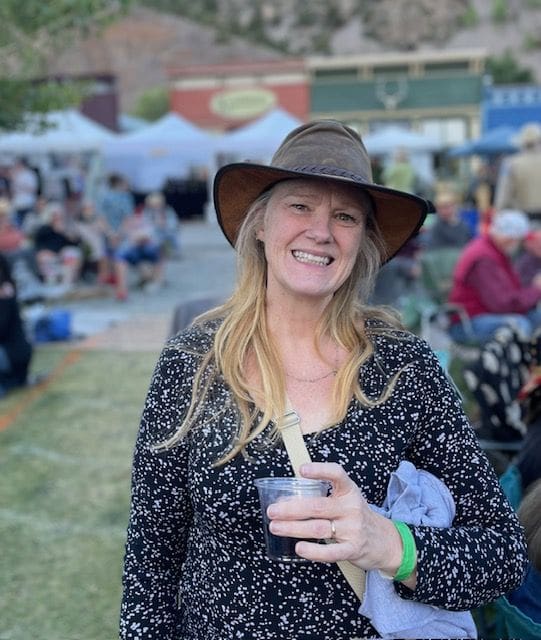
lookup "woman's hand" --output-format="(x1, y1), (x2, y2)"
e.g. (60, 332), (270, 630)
(267, 462), (413, 582)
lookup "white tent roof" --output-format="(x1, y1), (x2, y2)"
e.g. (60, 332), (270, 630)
(102, 112), (217, 192)
(0, 110), (117, 154)
(117, 112), (213, 144)
(216, 108), (303, 159)
(363, 126), (442, 155)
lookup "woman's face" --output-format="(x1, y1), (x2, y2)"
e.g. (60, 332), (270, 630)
(256, 178), (367, 304)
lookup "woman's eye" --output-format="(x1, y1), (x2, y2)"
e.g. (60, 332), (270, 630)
(290, 202), (307, 211)
(336, 212), (359, 225)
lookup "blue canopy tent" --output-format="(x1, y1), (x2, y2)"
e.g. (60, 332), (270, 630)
(449, 126), (519, 156)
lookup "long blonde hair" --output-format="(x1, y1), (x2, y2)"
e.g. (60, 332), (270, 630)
(157, 181), (405, 464)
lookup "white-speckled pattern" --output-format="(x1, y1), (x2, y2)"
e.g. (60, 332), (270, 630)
(120, 320), (527, 639)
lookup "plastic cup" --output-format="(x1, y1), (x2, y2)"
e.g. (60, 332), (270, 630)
(254, 477), (331, 562)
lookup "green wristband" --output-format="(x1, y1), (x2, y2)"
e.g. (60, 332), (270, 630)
(392, 520), (417, 582)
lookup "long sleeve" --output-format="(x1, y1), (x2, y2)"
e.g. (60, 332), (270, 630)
(468, 257), (541, 313)
(119, 344), (196, 640)
(394, 345), (528, 610)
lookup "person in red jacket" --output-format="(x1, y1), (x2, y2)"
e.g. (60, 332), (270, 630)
(448, 209), (541, 343)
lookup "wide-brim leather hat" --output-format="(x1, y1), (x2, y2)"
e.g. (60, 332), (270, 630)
(213, 119), (434, 261)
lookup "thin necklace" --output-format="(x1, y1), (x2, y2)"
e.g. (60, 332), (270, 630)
(286, 368), (338, 383)
(285, 343), (339, 383)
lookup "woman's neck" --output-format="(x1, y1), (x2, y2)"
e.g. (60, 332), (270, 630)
(265, 293), (331, 342)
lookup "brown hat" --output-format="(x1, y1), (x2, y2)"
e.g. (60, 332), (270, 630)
(213, 120), (434, 261)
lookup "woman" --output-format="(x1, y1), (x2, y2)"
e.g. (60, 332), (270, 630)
(120, 121), (527, 639)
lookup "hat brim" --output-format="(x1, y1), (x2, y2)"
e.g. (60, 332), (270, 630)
(213, 163), (432, 261)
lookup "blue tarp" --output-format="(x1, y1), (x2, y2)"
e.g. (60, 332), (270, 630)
(448, 126), (519, 156)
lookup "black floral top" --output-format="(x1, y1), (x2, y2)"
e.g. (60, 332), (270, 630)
(119, 320), (527, 640)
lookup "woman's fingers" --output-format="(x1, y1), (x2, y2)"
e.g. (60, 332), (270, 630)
(295, 539), (358, 563)
(267, 496), (337, 521)
(269, 517), (337, 541)
(299, 462), (357, 496)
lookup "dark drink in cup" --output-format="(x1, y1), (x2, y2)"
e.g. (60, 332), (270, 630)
(255, 477), (331, 562)
(264, 523), (304, 562)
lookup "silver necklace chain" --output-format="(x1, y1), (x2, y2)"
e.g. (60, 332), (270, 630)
(284, 343), (340, 384)
(285, 368), (338, 383)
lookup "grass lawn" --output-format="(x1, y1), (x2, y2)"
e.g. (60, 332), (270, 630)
(0, 344), (159, 640)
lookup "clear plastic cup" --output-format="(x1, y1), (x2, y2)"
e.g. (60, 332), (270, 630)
(254, 477), (331, 562)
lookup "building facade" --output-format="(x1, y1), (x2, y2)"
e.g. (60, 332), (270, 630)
(167, 49), (487, 146)
(308, 49), (487, 145)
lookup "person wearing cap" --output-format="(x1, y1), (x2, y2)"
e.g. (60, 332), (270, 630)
(120, 121), (526, 639)
(494, 122), (541, 219)
(423, 189), (473, 250)
(448, 209), (541, 343)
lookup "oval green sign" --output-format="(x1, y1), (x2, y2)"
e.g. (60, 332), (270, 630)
(210, 88), (276, 119)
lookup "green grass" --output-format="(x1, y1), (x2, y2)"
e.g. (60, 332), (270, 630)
(0, 345), (159, 640)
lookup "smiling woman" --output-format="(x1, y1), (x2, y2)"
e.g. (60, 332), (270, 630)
(256, 179), (367, 306)
(120, 120), (527, 640)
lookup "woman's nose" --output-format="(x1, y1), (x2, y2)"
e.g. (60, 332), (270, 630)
(305, 210), (332, 242)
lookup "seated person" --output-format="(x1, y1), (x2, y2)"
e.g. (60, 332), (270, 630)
(0, 196), (39, 276)
(463, 325), (530, 447)
(448, 209), (541, 343)
(507, 479), (541, 624)
(34, 201), (83, 287)
(516, 332), (541, 492)
(423, 189), (473, 250)
(113, 207), (163, 301)
(142, 192), (181, 259)
(0, 254), (33, 399)
(370, 236), (422, 307)
(74, 199), (109, 284)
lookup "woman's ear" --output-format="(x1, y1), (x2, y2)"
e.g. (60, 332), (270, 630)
(256, 228), (265, 242)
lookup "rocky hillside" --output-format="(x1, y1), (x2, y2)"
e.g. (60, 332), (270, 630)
(48, 0), (541, 111)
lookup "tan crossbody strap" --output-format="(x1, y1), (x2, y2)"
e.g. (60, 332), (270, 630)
(277, 409), (366, 602)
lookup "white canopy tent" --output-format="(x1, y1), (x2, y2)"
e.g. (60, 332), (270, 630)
(363, 126), (442, 155)
(102, 112), (217, 192)
(215, 108), (303, 161)
(363, 126), (443, 187)
(0, 110), (117, 155)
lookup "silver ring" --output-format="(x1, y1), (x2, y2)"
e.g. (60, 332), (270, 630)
(330, 519), (337, 539)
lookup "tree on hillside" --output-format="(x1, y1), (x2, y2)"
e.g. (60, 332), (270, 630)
(0, 0), (132, 131)
(487, 51), (534, 84)
(131, 86), (169, 122)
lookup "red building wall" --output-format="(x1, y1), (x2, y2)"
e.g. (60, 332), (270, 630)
(168, 60), (309, 131)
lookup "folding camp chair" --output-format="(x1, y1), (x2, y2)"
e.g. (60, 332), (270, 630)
(418, 247), (481, 367)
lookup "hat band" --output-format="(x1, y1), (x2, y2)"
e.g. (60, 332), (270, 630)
(284, 164), (371, 184)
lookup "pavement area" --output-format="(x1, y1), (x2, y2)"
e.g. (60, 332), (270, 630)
(46, 219), (237, 353)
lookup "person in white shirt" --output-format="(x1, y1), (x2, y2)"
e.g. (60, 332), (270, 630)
(10, 158), (38, 228)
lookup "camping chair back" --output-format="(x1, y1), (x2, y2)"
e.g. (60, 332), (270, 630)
(420, 247), (462, 305)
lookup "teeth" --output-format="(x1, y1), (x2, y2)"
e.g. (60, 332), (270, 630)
(293, 251), (331, 266)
